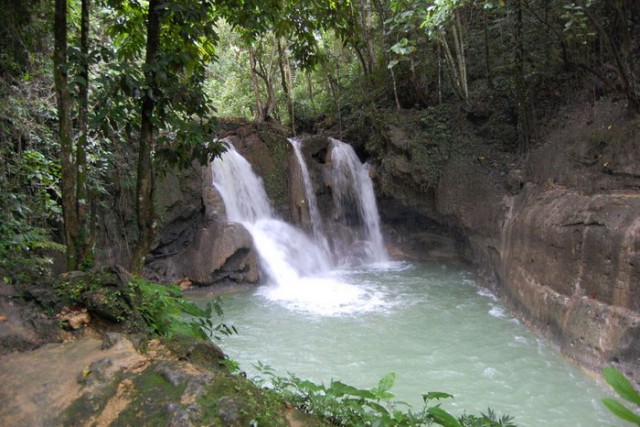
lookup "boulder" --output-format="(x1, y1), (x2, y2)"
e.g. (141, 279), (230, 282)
(145, 221), (259, 287)
(144, 152), (260, 288)
(178, 222), (259, 286)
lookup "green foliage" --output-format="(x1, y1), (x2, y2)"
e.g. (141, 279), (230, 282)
(54, 271), (237, 340)
(131, 277), (237, 340)
(0, 0), (51, 77)
(0, 75), (65, 280)
(602, 367), (640, 426)
(256, 365), (516, 427)
(96, 0), (221, 171)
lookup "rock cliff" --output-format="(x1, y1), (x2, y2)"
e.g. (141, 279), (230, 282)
(137, 104), (638, 382)
(372, 98), (640, 382)
(142, 123), (289, 289)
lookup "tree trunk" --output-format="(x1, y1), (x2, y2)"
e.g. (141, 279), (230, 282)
(277, 38), (295, 133)
(76, 0), (92, 269)
(581, 1), (640, 115)
(249, 44), (265, 122)
(306, 71), (316, 115)
(389, 66), (401, 110)
(359, 0), (377, 75)
(451, 10), (468, 101)
(514, 0), (532, 153)
(438, 31), (464, 101)
(437, 42), (442, 104)
(252, 42), (278, 122)
(54, 0), (78, 271)
(483, 7), (493, 91)
(324, 63), (342, 138)
(131, 0), (160, 274)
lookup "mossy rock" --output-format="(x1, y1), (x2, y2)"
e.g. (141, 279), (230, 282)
(58, 336), (302, 426)
(54, 265), (147, 333)
(197, 372), (292, 427)
(161, 334), (225, 371)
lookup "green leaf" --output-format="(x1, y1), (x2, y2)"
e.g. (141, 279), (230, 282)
(428, 406), (461, 427)
(297, 379), (324, 393)
(602, 398), (640, 425)
(603, 367), (640, 406)
(364, 400), (390, 416)
(377, 372), (396, 393)
(423, 391), (455, 402)
(328, 380), (375, 399)
(179, 301), (206, 317)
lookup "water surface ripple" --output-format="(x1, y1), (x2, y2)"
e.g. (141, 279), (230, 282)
(203, 261), (620, 427)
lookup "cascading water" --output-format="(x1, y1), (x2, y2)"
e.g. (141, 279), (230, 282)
(329, 138), (387, 264)
(211, 144), (272, 223)
(211, 143), (385, 315)
(288, 137), (331, 257)
(207, 142), (619, 426)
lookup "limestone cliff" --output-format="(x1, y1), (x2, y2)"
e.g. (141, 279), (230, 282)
(371, 98), (640, 382)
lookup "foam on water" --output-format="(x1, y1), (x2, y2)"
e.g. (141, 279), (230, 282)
(489, 305), (509, 318)
(205, 261), (620, 427)
(256, 276), (387, 316)
(211, 140), (393, 316)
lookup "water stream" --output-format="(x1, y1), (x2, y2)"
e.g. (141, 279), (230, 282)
(289, 137), (330, 255)
(329, 138), (387, 264)
(206, 140), (621, 426)
(211, 262), (619, 426)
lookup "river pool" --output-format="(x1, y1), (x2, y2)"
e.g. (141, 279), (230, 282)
(198, 261), (622, 427)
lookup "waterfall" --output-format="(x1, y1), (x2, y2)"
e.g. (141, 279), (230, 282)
(212, 145), (272, 223)
(212, 144), (330, 277)
(211, 142), (386, 315)
(289, 137), (331, 256)
(329, 138), (387, 264)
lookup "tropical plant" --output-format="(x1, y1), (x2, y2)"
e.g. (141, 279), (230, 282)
(131, 277), (237, 340)
(255, 366), (516, 427)
(602, 367), (640, 426)
(0, 82), (65, 280)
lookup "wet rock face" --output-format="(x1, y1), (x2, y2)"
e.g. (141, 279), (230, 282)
(141, 123), (292, 288)
(289, 135), (333, 228)
(497, 185), (640, 378)
(145, 148), (261, 288)
(370, 105), (640, 381)
(502, 188), (640, 311)
(152, 161), (206, 261)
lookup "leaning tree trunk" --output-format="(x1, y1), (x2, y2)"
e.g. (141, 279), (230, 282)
(54, 0), (79, 270)
(131, 0), (160, 274)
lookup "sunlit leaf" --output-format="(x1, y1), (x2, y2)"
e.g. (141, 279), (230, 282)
(603, 398), (640, 425)
(603, 368), (640, 406)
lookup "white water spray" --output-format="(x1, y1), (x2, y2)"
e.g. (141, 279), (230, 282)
(211, 143), (385, 315)
(289, 137), (331, 256)
(329, 138), (387, 264)
(212, 145), (272, 223)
